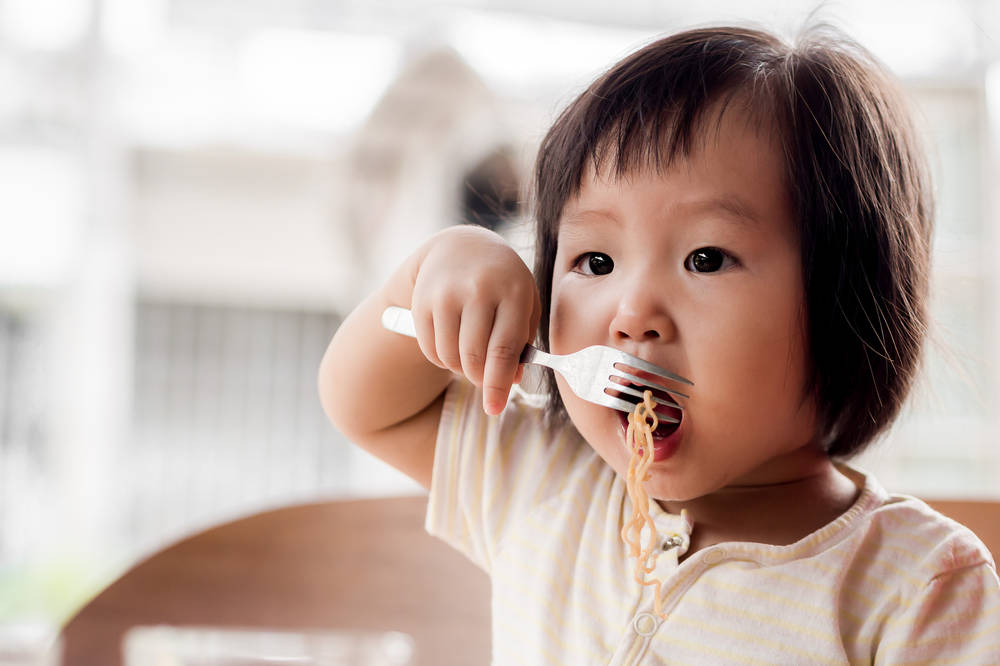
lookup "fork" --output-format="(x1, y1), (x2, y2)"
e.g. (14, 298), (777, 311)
(380, 306), (692, 421)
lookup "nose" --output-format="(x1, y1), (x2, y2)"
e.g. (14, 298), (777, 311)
(609, 278), (677, 344)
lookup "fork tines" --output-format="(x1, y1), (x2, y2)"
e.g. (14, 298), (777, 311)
(612, 368), (689, 403)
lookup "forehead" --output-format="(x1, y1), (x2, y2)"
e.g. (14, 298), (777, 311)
(561, 104), (793, 231)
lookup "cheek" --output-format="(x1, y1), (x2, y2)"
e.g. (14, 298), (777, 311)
(692, 289), (811, 417)
(549, 281), (596, 352)
(549, 289), (569, 348)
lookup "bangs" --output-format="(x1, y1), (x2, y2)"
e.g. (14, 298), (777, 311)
(589, 87), (780, 184)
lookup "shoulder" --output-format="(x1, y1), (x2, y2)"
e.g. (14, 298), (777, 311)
(842, 466), (995, 584)
(872, 494), (994, 579)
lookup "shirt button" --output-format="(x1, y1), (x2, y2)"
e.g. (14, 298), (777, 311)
(661, 532), (689, 552)
(633, 612), (658, 636)
(703, 548), (726, 564)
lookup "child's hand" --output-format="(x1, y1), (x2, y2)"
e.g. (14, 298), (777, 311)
(409, 225), (541, 415)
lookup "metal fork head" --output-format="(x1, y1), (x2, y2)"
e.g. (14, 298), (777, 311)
(578, 346), (692, 424)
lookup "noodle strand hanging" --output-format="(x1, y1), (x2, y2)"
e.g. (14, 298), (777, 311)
(620, 390), (669, 618)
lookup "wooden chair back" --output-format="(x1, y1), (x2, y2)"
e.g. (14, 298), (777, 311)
(59, 496), (490, 666)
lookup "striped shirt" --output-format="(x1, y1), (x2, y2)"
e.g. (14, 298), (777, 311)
(426, 379), (1000, 665)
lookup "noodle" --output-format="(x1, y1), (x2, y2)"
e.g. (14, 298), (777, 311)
(619, 389), (678, 618)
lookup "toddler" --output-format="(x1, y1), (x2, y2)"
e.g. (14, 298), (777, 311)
(320, 24), (1000, 664)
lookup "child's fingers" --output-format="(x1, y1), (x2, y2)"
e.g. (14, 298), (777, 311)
(481, 302), (529, 415)
(411, 306), (443, 368)
(432, 303), (463, 374)
(457, 302), (495, 386)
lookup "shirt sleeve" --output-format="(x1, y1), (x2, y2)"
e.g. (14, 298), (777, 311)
(424, 378), (561, 574)
(875, 559), (1000, 664)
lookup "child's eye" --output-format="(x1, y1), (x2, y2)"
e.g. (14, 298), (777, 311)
(573, 252), (614, 276)
(684, 247), (736, 273)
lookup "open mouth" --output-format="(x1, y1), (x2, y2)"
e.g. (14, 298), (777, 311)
(607, 379), (683, 439)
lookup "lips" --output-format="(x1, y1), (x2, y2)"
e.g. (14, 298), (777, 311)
(608, 372), (685, 462)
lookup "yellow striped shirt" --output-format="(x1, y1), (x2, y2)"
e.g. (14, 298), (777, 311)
(426, 379), (1000, 664)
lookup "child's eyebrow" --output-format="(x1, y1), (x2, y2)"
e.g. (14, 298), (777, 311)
(677, 195), (761, 228)
(560, 194), (761, 231)
(560, 209), (620, 230)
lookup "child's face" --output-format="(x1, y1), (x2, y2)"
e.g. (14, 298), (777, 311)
(549, 107), (822, 502)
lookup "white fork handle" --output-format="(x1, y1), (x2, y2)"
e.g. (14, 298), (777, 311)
(381, 306), (418, 337)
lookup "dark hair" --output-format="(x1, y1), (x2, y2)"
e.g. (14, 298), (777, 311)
(531, 24), (933, 458)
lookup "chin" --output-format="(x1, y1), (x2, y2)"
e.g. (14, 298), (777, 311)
(645, 479), (700, 503)
(644, 464), (735, 504)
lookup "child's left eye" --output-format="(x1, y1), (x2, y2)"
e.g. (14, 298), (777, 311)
(684, 247), (737, 273)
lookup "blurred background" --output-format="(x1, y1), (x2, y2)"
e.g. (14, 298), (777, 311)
(0, 0), (998, 649)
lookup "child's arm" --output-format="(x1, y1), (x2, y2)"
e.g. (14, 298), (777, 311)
(318, 225), (541, 488)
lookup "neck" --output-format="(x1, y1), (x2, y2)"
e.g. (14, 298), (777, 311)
(658, 454), (860, 551)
